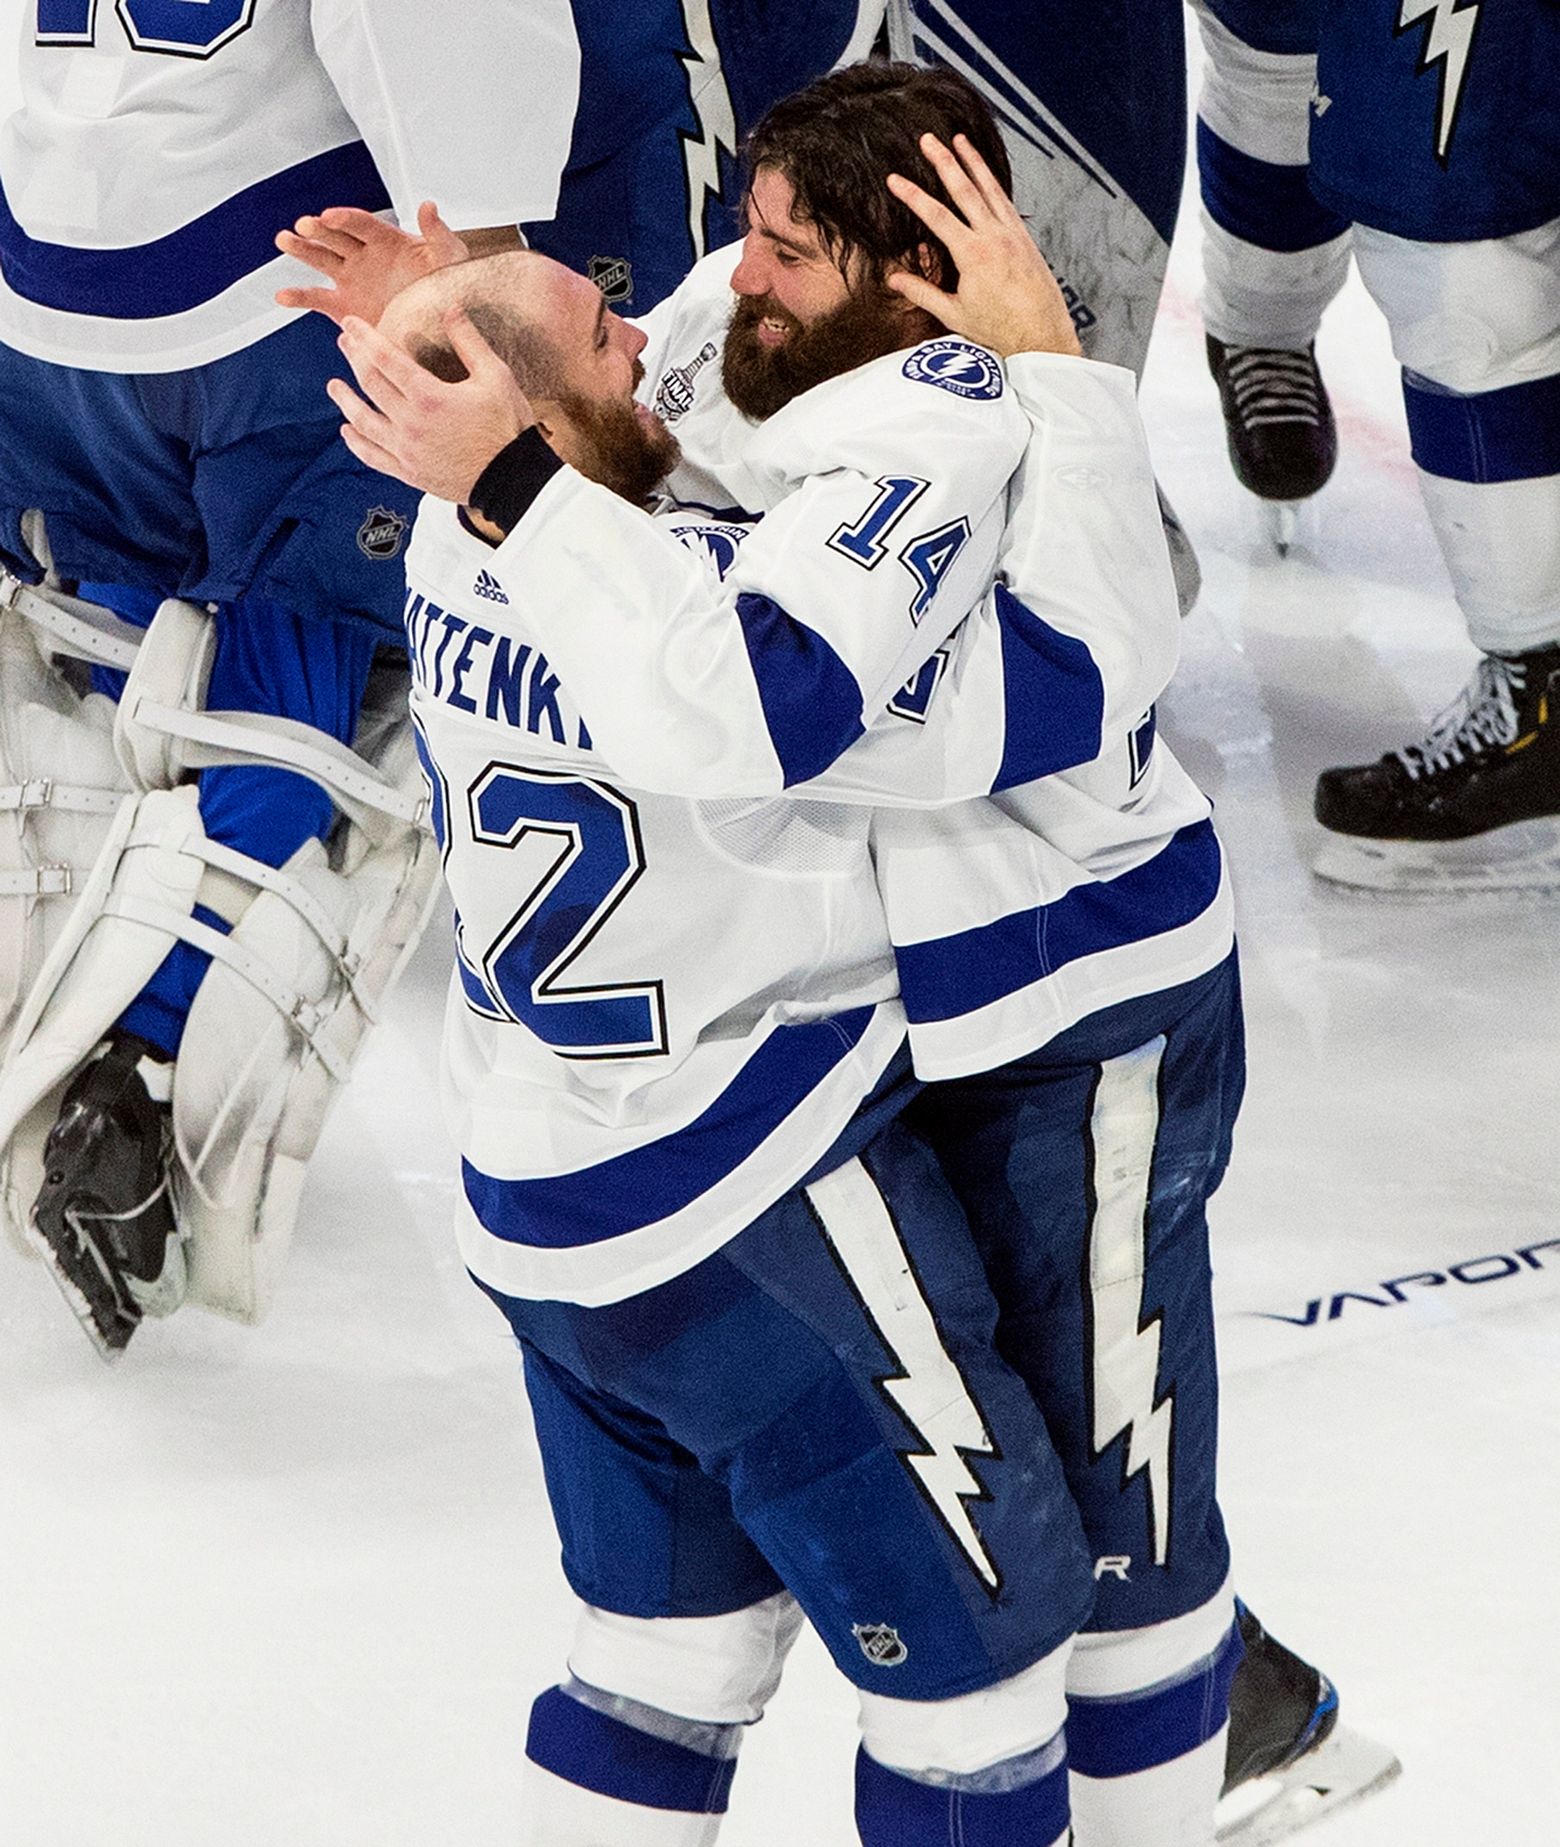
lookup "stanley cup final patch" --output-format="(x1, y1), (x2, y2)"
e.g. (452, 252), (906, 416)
(852, 1623), (909, 1668)
(357, 506), (409, 561)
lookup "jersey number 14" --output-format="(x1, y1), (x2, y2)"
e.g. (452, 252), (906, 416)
(37, 0), (257, 58)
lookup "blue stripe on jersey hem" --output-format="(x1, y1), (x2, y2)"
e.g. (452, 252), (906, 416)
(1197, 122), (1351, 254)
(0, 141), (390, 320)
(992, 584), (1105, 789)
(855, 1742), (1070, 1847)
(527, 1687), (737, 1814)
(896, 820), (1222, 1027)
(1402, 367), (1560, 485)
(734, 591), (865, 786)
(1067, 1620), (1244, 1779)
(463, 1005), (877, 1250)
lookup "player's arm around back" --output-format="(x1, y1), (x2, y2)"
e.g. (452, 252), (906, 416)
(309, 0), (579, 230)
(487, 347), (1029, 798)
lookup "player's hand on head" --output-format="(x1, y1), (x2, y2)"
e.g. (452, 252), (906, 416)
(331, 309), (533, 503)
(884, 134), (1082, 361)
(274, 201), (471, 327)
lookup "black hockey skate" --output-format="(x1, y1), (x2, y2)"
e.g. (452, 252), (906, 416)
(29, 1032), (184, 1359)
(1314, 643), (1560, 893)
(1206, 336), (1336, 553)
(1216, 1605), (1400, 1844)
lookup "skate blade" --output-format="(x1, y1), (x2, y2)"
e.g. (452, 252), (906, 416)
(1260, 500), (1302, 556)
(1314, 818), (1560, 895)
(1216, 1724), (1402, 1845)
(23, 1215), (137, 1362)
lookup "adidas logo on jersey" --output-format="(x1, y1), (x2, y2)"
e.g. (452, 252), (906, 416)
(474, 570), (510, 605)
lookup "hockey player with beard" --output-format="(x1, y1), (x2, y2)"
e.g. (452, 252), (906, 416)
(296, 63), (1397, 1846)
(0, 0), (578, 1353)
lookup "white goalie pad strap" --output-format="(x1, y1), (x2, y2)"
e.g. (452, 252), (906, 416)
(112, 598), (427, 840)
(0, 567), (145, 671)
(1, 607), (136, 1045)
(99, 893), (353, 1086)
(126, 700), (427, 835)
(0, 867), (75, 897)
(0, 786), (207, 1258)
(0, 779), (123, 817)
(173, 785), (441, 1322)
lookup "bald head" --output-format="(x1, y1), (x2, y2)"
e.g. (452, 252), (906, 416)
(382, 248), (573, 398)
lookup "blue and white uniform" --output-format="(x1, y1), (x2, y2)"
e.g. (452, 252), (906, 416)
(525, 0), (881, 314)
(406, 465), (1096, 1847)
(1311, 0), (1560, 658)
(0, 0), (578, 1051)
(454, 250), (1241, 1836)
(1191, 0), (1352, 353)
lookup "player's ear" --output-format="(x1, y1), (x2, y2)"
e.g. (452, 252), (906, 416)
(911, 241), (944, 287)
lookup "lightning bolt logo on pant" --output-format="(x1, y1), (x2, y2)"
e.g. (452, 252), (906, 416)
(807, 1159), (1002, 1593)
(1086, 1039), (1175, 1567)
(1397, 0), (1481, 164)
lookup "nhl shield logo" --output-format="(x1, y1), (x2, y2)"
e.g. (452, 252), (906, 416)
(588, 254), (634, 306)
(852, 1623), (908, 1668)
(357, 506), (408, 561)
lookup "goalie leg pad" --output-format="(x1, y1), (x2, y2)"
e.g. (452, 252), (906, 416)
(0, 581), (134, 1051)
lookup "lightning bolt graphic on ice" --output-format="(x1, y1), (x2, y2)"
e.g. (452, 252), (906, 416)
(807, 1161), (1002, 1593)
(1397, 0), (1481, 163)
(1087, 1040), (1176, 1568)
(677, 0), (740, 265)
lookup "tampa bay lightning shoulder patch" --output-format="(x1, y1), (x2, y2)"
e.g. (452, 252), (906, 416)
(902, 340), (1004, 401)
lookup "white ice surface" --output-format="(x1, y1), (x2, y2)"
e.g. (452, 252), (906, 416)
(2, 15), (1558, 1844)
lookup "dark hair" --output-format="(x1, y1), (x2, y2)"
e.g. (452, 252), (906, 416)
(742, 60), (1012, 292)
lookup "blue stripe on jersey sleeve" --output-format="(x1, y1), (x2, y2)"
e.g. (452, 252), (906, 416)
(1197, 121), (1350, 254)
(896, 820), (1223, 1025)
(1402, 368), (1560, 486)
(991, 583), (1106, 790)
(0, 141), (390, 320)
(462, 1006), (876, 1249)
(734, 592), (866, 786)
(527, 1688), (737, 1814)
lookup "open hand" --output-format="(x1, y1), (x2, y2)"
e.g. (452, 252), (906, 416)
(885, 135), (1082, 360)
(329, 309), (533, 502)
(276, 201), (470, 326)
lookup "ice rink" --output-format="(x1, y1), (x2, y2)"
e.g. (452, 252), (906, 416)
(3, 17), (1558, 1845)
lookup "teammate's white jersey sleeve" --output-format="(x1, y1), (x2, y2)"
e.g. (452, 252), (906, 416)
(489, 338), (1025, 797)
(309, 1), (577, 231)
(0, 0), (578, 370)
(404, 500), (903, 1307)
(801, 353), (1185, 806)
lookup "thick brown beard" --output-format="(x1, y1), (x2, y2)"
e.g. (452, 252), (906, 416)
(562, 392), (683, 506)
(721, 283), (911, 420)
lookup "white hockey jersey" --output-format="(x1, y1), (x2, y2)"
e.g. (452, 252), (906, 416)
(0, 0), (579, 370)
(498, 248), (1234, 1077)
(404, 501), (905, 1309)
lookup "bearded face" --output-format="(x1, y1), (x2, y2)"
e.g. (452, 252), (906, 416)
(721, 276), (913, 421)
